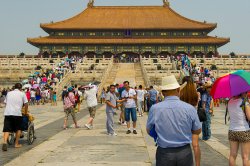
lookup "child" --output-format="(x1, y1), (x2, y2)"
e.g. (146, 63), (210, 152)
(52, 91), (57, 106)
(22, 105), (35, 122)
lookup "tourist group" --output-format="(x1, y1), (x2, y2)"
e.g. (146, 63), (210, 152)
(1, 69), (250, 166)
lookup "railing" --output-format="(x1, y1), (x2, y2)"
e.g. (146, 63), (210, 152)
(54, 69), (73, 100)
(140, 56), (151, 87)
(97, 56), (114, 97)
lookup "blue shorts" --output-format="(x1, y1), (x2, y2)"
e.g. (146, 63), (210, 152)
(125, 107), (137, 122)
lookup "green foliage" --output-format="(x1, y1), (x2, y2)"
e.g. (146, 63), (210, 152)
(210, 64), (217, 70)
(35, 65), (42, 70)
(19, 52), (25, 57)
(230, 52), (236, 57)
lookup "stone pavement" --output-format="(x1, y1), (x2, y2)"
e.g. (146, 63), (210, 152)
(2, 103), (233, 166)
(0, 102), (88, 165)
(204, 104), (244, 166)
(0, 102), (65, 139)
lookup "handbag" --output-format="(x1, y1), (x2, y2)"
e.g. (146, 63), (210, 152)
(197, 107), (207, 122)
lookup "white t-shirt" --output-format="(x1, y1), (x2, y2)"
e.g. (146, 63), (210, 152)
(228, 98), (250, 131)
(4, 89), (28, 116)
(37, 77), (41, 84)
(121, 88), (137, 108)
(84, 87), (98, 107)
(78, 91), (83, 97)
(30, 90), (36, 98)
(136, 89), (146, 101)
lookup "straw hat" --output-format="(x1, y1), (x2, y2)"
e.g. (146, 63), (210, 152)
(160, 75), (187, 91)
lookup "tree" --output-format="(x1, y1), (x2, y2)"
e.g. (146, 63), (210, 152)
(230, 52), (236, 57)
(19, 52), (25, 57)
(35, 65), (42, 70)
(210, 64), (217, 70)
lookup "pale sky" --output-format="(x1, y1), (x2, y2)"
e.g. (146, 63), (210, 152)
(0, 0), (249, 55)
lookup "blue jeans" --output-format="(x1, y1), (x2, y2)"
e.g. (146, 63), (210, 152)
(202, 112), (211, 140)
(125, 108), (137, 122)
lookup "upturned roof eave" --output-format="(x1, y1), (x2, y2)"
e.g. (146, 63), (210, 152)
(40, 26), (217, 31)
(27, 36), (230, 47)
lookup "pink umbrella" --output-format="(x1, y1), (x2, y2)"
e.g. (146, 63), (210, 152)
(211, 70), (250, 99)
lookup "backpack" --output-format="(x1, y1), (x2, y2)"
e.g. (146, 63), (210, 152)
(64, 97), (73, 110)
(240, 98), (250, 127)
(62, 90), (67, 100)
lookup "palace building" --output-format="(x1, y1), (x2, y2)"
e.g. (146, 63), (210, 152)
(27, 0), (230, 58)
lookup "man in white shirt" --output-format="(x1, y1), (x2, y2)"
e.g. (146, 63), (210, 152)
(84, 85), (98, 129)
(136, 85), (146, 117)
(121, 81), (138, 134)
(2, 83), (28, 151)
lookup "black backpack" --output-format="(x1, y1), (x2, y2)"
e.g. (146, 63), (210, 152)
(62, 90), (67, 100)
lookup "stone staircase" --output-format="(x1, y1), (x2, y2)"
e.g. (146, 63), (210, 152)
(114, 63), (136, 87)
(103, 63), (145, 88)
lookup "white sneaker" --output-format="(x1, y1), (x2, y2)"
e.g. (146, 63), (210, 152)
(110, 133), (118, 136)
(85, 124), (91, 129)
(122, 122), (127, 126)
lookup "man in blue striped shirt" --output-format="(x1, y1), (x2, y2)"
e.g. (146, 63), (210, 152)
(147, 75), (201, 166)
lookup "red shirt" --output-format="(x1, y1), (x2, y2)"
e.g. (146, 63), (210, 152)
(26, 91), (31, 100)
(42, 77), (47, 83)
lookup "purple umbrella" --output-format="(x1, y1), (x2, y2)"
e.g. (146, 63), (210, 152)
(211, 70), (250, 99)
(32, 84), (40, 89)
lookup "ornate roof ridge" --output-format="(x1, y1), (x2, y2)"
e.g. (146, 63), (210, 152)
(167, 7), (216, 27)
(40, 5), (216, 32)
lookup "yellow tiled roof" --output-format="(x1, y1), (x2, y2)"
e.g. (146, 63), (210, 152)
(40, 6), (216, 30)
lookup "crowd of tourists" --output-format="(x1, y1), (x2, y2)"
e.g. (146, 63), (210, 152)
(0, 56), (84, 106)
(1, 73), (250, 165)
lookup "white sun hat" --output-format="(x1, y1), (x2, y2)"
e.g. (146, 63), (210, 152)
(160, 75), (187, 91)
